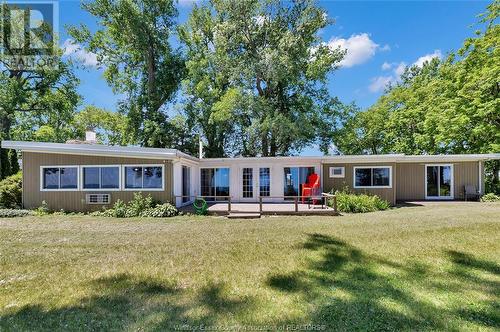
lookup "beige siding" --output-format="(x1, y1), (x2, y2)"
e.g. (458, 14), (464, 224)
(396, 162), (480, 201)
(453, 162), (480, 199)
(22, 152), (173, 212)
(323, 163), (396, 205)
(396, 163), (425, 200)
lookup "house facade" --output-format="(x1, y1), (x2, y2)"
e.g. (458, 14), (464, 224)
(2, 140), (498, 211)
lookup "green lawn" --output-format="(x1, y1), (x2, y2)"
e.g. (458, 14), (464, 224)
(0, 203), (499, 331)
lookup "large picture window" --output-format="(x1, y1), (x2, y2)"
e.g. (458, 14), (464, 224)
(124, 165), (164, 190)
(41, 166), (78, 190)
(82, 166), (120, 190)
(354, 166), (392, 188)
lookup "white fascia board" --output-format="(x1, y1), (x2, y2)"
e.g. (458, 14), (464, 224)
(1, 140), (180, 160)
(320, 154), (404, 163)
(397, 154), (500, 162)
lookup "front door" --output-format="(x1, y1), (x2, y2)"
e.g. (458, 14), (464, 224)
(425, 165), (454, 199)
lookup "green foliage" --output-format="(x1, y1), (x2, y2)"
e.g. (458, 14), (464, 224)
(74, 105), (131, 145)
(480, 193), (500, 202)
(125, 193), (155, 218)
(95, 193), (178, 218)
(0, 172), (22, 209)
(69, 0), (185, 148)
(331, 190), (391, 213)
(0, 209), (33, 218)
(35, 201), (51, 216)
(334, 2), (499, 156)
(180, 0), (344, 157)
(139, 203), (179, 218)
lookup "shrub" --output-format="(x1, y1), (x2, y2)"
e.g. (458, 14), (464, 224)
(125, 193), (155, 217)
(480, 193), (500, 202)
(34, 200), (50, 215)
(93, 193), (178, 218)
(0, 172), (22, 209)
(0, 209), (34, 218)
(140, 203), (178, 218)
(330, 190), (390, 213)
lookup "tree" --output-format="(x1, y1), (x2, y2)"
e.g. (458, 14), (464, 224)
(180, 0), (344, 157)
(69, 0), (185, 148)
(74, 105), (130, 145)
(332, 0), (499, 191)
(0, 5), (80, 179)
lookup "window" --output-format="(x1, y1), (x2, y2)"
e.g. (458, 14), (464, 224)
(182, 166), (191, 203)
(242, 168), (253, 198)
(284, 167), (315, 197)
(41, 166), (78, 190)
(124, 165), (164, 190)
(82, 166), (120, 190)
(354, 166), (392, 188)
(329, 166), (345, 178)
(201, 168), (230, 201)
(259, 168), (270, 197)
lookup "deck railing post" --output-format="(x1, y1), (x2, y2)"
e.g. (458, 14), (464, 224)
(228, 196), (231, 212)
(294, 197), (298, 212)
(259, 197), (262, 213)
(333, 195), (337, 213)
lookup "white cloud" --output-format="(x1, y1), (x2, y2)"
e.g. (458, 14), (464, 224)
(369, 75), (395, 93)
(394, 62), (406, 76)
(62, 39), (99, 68)
(381, 62), (392, 70)
(413, 50), (442, 67)
(380, 44), (391, 52)
(327, 33), (380, 68)
(370, 51), (441, 93)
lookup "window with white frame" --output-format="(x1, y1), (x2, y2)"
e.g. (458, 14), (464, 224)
(329, 166), (345, 178)
(82, 166), (120, 190)
(124, 165), (164, 190)
(41, 166), (78, 190)
(259, 168), (270, 197)
(354, 166), (392, 188)
(242, 168), (253, 198)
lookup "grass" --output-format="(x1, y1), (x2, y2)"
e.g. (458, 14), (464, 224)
(0, 202), (499, 331)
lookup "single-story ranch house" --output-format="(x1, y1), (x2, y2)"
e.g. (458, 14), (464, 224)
(2, 140), (499, 212)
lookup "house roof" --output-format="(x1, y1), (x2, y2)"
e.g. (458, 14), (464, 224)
(1, 140), (199, 162)
(1, 140), (499, 163)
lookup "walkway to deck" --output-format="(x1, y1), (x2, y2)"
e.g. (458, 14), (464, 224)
(180, 202), (338, 216)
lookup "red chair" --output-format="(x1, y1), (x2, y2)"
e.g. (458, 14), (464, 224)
(302, 173), (320, 203)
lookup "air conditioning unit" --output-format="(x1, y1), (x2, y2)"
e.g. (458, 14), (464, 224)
(86, 194), (111, 204)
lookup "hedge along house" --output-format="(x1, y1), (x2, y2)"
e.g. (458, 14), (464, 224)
(2, 140), (499, 212)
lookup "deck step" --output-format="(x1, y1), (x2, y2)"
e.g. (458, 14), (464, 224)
(227, 213), (261, 219)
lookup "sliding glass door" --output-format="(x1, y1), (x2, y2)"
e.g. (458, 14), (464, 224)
(426, 165), (453, 199)
(201, 168), (230, 201)
(283, 167), (315, 198)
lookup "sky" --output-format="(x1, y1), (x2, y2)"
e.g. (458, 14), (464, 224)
(57, 0), (490, 153)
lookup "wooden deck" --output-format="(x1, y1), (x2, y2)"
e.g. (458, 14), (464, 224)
(180, 202), (339, 216)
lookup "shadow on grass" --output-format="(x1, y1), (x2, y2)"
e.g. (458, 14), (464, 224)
(0, 273), (255, 331)
(1, 237), (498, 330)
(267, 233), (500, 330)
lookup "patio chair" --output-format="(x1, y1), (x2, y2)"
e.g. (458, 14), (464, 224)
(302, 173), (320, 204)
(464, 185), (480, 201)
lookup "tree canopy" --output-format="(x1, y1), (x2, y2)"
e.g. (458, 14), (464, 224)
(180, 0), (344, 157)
